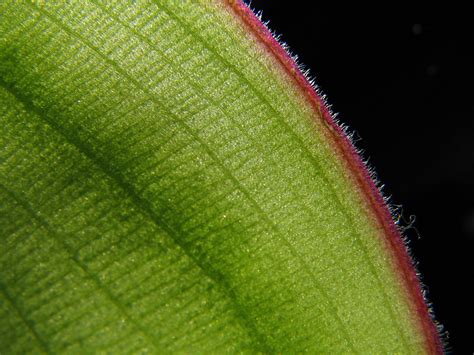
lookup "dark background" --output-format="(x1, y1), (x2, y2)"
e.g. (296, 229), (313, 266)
(246, 2), (473, 353)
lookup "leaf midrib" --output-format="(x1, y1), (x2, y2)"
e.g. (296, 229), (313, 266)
(153, 1), (410, 347)
(0, 275), (50, 354)
(0, 0), (413, 350)
(0, 182), (169, 353)
(0, 78), (272, 353)
(23, 4), (359, 349)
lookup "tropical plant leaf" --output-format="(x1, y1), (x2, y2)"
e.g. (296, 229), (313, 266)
(0, 1), (442, 353)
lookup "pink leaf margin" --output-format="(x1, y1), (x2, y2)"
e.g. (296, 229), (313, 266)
(224, 1), (444, 353)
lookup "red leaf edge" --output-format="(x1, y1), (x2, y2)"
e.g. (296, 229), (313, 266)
(224, 1), (444, 353)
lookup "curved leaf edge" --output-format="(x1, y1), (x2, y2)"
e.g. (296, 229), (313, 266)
(227, 1), (444, 353)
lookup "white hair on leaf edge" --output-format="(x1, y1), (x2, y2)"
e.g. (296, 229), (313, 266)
(242, 0), (447, 347)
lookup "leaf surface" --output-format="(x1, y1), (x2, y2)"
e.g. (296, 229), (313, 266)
(0, 1), (441, 353)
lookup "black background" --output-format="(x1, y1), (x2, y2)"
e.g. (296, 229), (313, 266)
(246, 2), (473, 353)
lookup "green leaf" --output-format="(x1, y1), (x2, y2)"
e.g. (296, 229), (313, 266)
(0, 1), (441, 353)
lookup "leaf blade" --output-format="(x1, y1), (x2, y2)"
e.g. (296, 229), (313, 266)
(0, 1), (441, 353)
